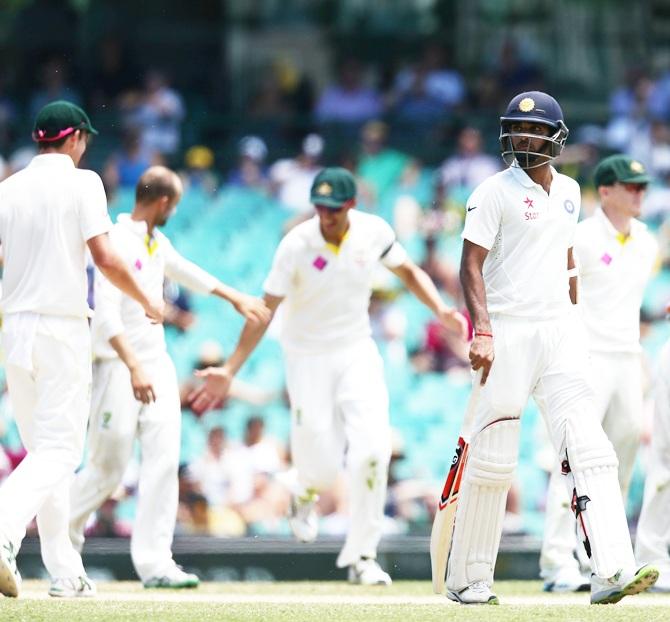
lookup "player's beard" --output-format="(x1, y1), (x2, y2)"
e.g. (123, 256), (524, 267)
(515, 138), (552, 170)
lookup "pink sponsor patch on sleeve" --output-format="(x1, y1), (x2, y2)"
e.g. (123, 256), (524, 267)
(600, 253), (612, 265)
(134, 259), (143, 270)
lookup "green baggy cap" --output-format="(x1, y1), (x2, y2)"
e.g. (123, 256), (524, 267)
(310, 167), (357, 208)
(32, 100), (98, 143)
(594, 154), (651, 186)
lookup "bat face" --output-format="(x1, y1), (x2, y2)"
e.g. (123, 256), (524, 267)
(437, 437), (469, 511)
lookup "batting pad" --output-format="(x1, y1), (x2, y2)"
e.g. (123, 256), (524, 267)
(564, 416), (637, 578)
(446, 418), (519, 590)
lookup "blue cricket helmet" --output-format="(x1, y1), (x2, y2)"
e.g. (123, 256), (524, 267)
(499, 91), (570, 169)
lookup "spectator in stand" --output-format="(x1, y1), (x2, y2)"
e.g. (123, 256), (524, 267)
(389, 42), (466, 124)
(120, 69), (185, 161)
(269, 133), (324, 216)
(87, 34), (139, 112)
(243, 416), (286, 476)
(420, 236), (462, 304)
(0, 76), (17, 156)
(181, 146), (219, 195)
(187, 426), (254, 535)
(227, 136), (269, 192)
(102, 125), (161, 197)
(435, 126), (501, 205)
(356, 121), (411, 202)
(315, 57), (383, 125)
(29, 58), (82, 120)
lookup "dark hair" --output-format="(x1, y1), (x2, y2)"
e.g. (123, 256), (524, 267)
(135, 168), (180, 204)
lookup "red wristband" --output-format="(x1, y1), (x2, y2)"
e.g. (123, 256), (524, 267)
(475, 332), (493, 338)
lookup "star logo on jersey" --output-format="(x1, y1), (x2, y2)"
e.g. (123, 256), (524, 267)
(600, 253), (612, 265)
(523, 196), (534, 208)
(313, 255), (328, 271)
(134, 259), (143, 270)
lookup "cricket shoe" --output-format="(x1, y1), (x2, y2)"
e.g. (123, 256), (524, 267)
(0, 540), (21, 598)
(288, 491), (318, 543)
(590, 564), (659, 604)
(49, 575), (96, 598)
(143, 565), (200, 589)
(348, 558), (392, 586)
(542, 565), (590, 593)
(649, 570), (670, 593)
(447, 581), (500, 605)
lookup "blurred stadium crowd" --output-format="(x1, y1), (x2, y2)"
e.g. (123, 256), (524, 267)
(1, 7), (670, 547)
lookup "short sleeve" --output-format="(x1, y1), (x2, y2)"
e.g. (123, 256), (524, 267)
(262, 235), (296, 297)
(375, 217), (407, 268)
(460, 181), (502, 250)
(78, 171), (112, 241)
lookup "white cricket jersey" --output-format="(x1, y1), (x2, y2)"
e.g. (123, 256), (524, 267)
(0, 154), (111, 318)
(462, 166), (580, 319)
(575, 208), (658, 353)
(92, 213), (219, 362)
(263, 209), (407, 353)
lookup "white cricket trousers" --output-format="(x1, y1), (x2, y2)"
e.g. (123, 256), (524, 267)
(283, 338), (392, 568)
(0, 316), (90, 579)
(447, 312), (636, 591)
(69, 353), (181, 581)
(635, 340), (670, 570)
(541, 351), (644, 575)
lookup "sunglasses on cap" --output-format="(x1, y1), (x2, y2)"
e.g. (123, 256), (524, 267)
(619, 182), (648, 193)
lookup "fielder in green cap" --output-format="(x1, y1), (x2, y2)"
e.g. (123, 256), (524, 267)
(0, 98), (162, 599)
(539, 152), (659, 595)
(189, 165), (469, 586)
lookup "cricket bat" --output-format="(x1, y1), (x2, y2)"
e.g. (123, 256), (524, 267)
(430, 367), (484, 594)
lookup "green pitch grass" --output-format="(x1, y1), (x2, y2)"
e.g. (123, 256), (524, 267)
(1, 580), (668, 621)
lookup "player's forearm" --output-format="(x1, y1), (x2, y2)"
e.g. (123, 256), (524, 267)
(212, 282), (242, 305)
(108, 334), (142, 373)
(224, 319), (271, 376)
(401, 264), (452, 316)
(567, 247), (578, 304)
(460, 262), (491, 333)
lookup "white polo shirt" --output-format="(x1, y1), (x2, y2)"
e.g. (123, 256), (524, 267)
(0, 154), (111, 318)
(92, 213), (219, 362)
(462, 166), (580, 319)
(263, 209), (407, 353)
(575, 208), (658, 353)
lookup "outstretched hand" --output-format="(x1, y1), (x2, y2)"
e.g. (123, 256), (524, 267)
(188, 366), (233, 415)
(232, 294), (272, 325)
(436, 307), (469, 341)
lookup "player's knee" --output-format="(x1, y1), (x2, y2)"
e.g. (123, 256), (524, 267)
(563, 413), (618, 473)
(467, 418), (520, 486)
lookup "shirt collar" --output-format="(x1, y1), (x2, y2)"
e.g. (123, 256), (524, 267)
(595, 207), (647, 241)
(28, 153), (75, 169)
(117, 212), (150, 236)
(307, 213), (353, 250)
(509, 164), (557, 189)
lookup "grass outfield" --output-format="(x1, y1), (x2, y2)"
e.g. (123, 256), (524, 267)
(1, 580), (669, 621)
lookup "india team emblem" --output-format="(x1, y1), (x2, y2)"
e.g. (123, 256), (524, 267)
(518, 97), (535, 112)
(563, 199), (575, 214)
